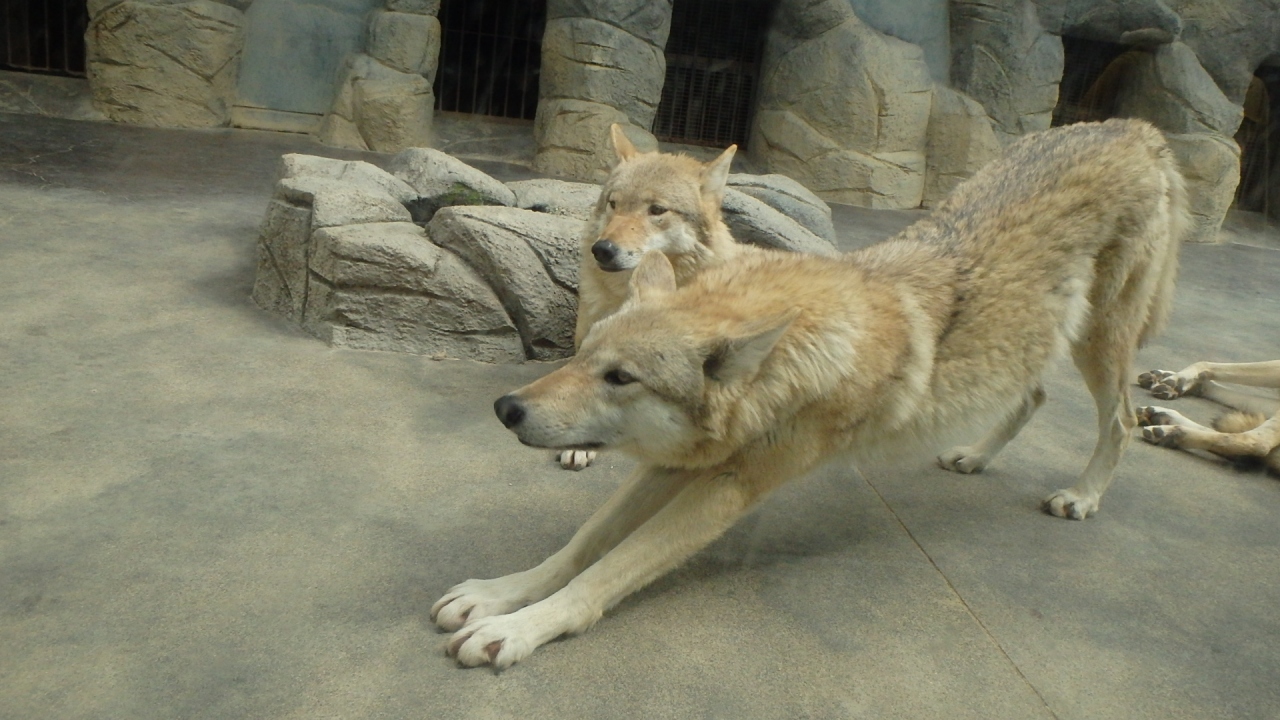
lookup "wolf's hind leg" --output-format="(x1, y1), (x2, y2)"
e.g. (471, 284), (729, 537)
(938, 385), (1046, 473)
(432, 465), (690, 631)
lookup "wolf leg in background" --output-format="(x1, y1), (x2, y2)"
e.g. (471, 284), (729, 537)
(557, 125), (746, 471)
(1136, 360), (1280, 472)
(436, 119), (1189, 668)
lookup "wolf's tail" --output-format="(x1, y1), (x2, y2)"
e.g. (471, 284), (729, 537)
(1138, 139), (1190, 347)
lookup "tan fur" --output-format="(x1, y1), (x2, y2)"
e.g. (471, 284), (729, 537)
(1136, 360), (1280, 474)
(562, 127), (749, 470)
(436, 119), (1190, 668)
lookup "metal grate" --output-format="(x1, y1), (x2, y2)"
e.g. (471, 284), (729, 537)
(434, 0), (545, 120)
(0, 0), (87, 76)
(652, 0), (774, 147)
(1051, 36), (1133, 127)
(1234, 68), (1280, 214)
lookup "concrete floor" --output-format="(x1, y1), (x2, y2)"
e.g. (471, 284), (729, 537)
(2, 113), (1279, 720)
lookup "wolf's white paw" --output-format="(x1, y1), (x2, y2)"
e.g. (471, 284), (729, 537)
(1042, 488), (1098, 520)
(937, 446), (990, 474)
(431, 576), (531, 632)
(558, 450), (597, 470)
(1138, 369), (1205, 400)
(1140, 424), (1185, 448)
(445, 612), (542, 669)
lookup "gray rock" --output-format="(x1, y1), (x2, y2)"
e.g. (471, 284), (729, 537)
(367, 11), (441, 79)
(86, 0), (244, 128)
(547, 0), (673, 47)
(1114, 42), (1243, 137)
(251, 199), (312, 322)
(427, 206), (582, 360)
(1054, 0), (1183, 44)
(1176, 0), (1280, 105)
(923, 86), (1003, 207)
(538, 17), (666, 129)
(508, 178), (602, 220)
(389, 147), (516, 222)
(303, 221), (523, 361)
(721, 189), (838, 256)
(320, 54), (434, 153)
(310, 186), (412, 229)
(279, 154), (418, 205)
(1165, 132), (1241, 244)
(951, 0), (1063, 144)
(727, 173), (836, 243)
(533, 98), (659, 182)
(751, 3), (933, 208)
(771, 0), (856, 40)
(384, 0), (440, 16)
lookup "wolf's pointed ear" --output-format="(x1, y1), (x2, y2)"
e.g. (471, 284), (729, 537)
(701, 144), (737, 200)
(610, 124), (639, 163)
(627, 250), (677, 303)
(703, 310), (798, 383)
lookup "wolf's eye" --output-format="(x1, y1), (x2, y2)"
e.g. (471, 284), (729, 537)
(603, 368), (636, 386)
(648, 204), (667, 216)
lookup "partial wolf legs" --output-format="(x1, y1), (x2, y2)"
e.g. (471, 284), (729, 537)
(938, 385), (1046, 473)
(432, 464), (692, 632)
(1137, 405), (1280, 460)
(1138, 360), (1280, 399)
(439, 446), (809, 668)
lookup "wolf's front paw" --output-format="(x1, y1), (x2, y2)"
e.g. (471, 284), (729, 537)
(558, 449), (597, 470)
(1140, 424), (1185, 448)
(445, 600), (581, 670)
(1139, 369), (1204, 400)
(431, 576), (531, 632)
(1042, 488), (1098, 520)
(937, 446), (989, 474)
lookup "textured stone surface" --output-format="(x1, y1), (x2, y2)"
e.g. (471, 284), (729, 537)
(86, 0), (244, 128)
(1114, 42), (1243, 137)
(367, 11), (441, 79)
(751, 1), (933, 209)
(389, 147), (516, 222)
(1038, 0), (1184, 43)
(310, 187), (411, 229)
(384, 0), (439, 16)
(427, 206), (581, 360)
(508, 178), (601, 220)
(304, 222), (523, 361)
(923, 86), (1003, 207)
(320, 54), (433, 153)
(251, 199), (311, 322)
(951, 0), (1063, 144)
(722, 188), (838, 256)
(532, 98), (658, 182)
(727, 173), (836, 244)
(1165, 132), (1241, 243)
(279, 154), (418, 205)
(533, 2), (670, 181)
(1168, 0), (1280, 105)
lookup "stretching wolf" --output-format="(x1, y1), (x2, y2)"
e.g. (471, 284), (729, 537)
(435, 119), (1189, 668)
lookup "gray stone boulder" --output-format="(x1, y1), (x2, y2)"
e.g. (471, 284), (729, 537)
(751, 0), (934, 208)
(508, 178), (602, 220)
(727, 173), (837, 244)
(950, 0), (1063, 145)
(252, 199), (311, 322)
(923, 86), (1003, 207)
(385, 0), (439, 14)
(367, 10), (441, 80)
(305, 222), (523, 362)
(1114, 42), (1243, 137)
(721, 189), (838, 256)
(319, 54), (434, 153)
(278, 154), (418, 205)
(86, 0), (244, 128)
(1037, 0), (1183, 45)
(427, 206), (582, 360)
(1166, 133), (1241, 243)
(533, 0), (671, 181)
(390, 147), (517, 222)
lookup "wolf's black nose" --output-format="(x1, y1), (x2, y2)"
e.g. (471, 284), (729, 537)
(494, 394), (526, 429)
(591, 239), (619, 265)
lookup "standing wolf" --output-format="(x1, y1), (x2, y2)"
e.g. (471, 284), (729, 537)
(559, 125), (746, 470)
(434, 119), (1189, 668)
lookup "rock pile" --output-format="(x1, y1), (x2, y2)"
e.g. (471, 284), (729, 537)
(252, 149), (839, 363)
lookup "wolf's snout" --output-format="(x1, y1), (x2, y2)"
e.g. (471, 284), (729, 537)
(494, 394), (526, 429)
(591, 239), (621, 269)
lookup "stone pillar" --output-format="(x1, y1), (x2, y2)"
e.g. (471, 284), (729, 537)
(1113, 41), (1245, 243)
(950, 0), (1063, 145)
(317, 0), (440, 152)
(86, 0), (245, 128)
(749, 0), (933, 209)
(532, 0), (672, 182)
